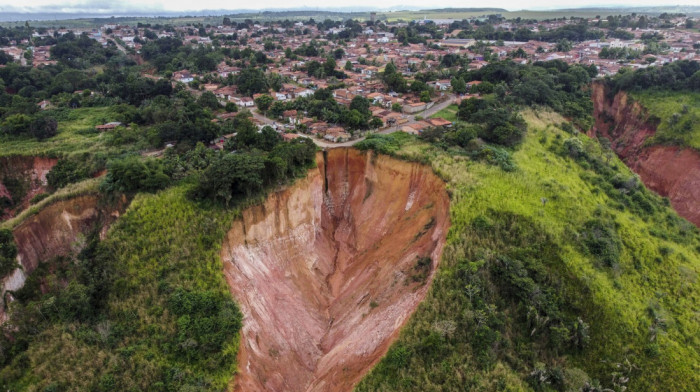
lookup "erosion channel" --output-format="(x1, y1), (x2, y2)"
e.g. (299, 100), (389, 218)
(221, 148), (450, 392)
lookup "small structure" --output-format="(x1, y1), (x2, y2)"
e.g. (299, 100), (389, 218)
(427, 117), (453, 127)
(282, 133), (302, 142)
(95, 122), (123, 131)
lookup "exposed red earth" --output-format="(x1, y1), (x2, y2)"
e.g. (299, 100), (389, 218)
(590, 82), (700, 226)
(221, 148), (450, 392)
(1, 194), (126, 322)
(0, 156), (57, 221)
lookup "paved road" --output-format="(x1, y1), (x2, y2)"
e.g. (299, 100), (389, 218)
(251, 95), (457, 149)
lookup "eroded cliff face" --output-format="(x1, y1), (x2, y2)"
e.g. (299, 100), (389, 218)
(591, 82), (700, 226)
(221, 148), (450, 392)
(0, 156), (58, 221)
(1, 194), (125, 321)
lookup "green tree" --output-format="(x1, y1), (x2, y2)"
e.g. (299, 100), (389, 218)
(237, 67), (268, 96)
(451, 77), (467, 94)
(29, 116), (58, 140)
(556, 39), (572, 52)
(1, 113), (31, 136)
(0, 229), (18, 279)
(345, 60), (353, 71)
(194, 153), (266, 205)
(350, 95), (371, 117)
(198, 91), (221, 110)
(255, 95), (274, 113)
(101, 156), (170, 193)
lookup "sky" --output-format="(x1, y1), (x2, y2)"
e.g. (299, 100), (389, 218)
(0, 0), (694, 14)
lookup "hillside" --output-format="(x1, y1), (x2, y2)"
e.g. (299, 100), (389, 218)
(1, 15), (699, 390)
(1, 108), (698, 391)
(355, 110), (700, 391)
(591, 82), (700, 227)
(630, 91), (700, 151)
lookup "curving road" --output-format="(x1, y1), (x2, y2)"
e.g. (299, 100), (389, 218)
(250, 95), (457, 148)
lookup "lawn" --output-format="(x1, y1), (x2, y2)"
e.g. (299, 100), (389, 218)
(430, 103), (459, 123)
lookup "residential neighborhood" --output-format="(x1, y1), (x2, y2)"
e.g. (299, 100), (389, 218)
(1, 12), (698, 143)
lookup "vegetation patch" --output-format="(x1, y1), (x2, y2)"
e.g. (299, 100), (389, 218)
(357, 109), (700, 392)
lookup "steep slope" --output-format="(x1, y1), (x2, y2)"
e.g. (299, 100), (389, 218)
(0, 156), (57, 221)
(355, 111), (699, 391)
(590, 82), (700, 226)
(221, 148), (450, 392)
(1, 192), (125, 321)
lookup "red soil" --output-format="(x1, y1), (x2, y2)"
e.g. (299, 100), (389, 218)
(590, 82), (700, 226)
(1, 194), (126, 322)
(0, 156), (58, 221)
(221, 148), (450, 392)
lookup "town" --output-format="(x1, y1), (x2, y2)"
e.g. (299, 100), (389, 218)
(1, 11), (698, 144)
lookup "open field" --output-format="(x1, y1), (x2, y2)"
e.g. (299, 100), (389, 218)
(430, 103), (459, 122)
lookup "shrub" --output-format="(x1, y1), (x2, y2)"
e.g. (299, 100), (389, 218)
(582, 218), (622, 268)
(0, 228), (18, 279)
(101, 156), (169, 193)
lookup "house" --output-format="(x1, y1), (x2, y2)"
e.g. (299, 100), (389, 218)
(214, 86), (238, 101)
(233, 97), (255, 107)
(173, 70), (194, 83)
(435, 80), (451, 91)
(367, 92), (384, 104)
(427, 117), (452, 127)
(37, 100), (51, 110)
(294, 87), (314, 98)
(95, 122), (123, 131)
(274, 92), (289, 101)
(324, 127), (351, 142)
(308, 122), (328, 135)
(282, 133), (302, 142)
(203, 83), (219, 92)
(217, 65), (240, 78)
(408, 121), (432, 133)
(283, 110), (298, 124)
(466, 80), (482, 90)
(403, 102), (427, 114)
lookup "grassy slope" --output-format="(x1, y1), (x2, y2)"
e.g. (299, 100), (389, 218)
(356, 110), (700, 391)
(0, 106), (141, 157)
(631, 91), (700, 151)
(0, 177), (101, 230)
(2, 183), (244, 391)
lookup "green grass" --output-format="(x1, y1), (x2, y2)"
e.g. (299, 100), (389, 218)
(0, 177), (100, 230)
(430, 104), (459, 123)
(630, 90), (700, 151)
(0, 106), (139, 158)
(1, 183), (244, 391)
(3, 107), (699, 391)
(356, 109), (700, 391)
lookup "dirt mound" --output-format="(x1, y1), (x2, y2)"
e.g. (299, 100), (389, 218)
(221, 148), (450, 392)
(590, 82), (700, 226)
